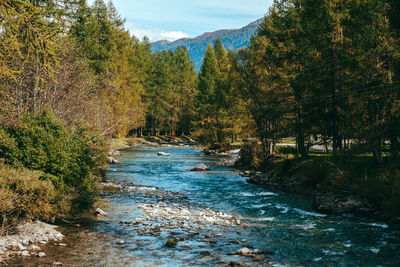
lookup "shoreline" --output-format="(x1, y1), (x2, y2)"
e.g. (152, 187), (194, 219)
(0, 221), (64, 262)
(236, 165), (400, 226)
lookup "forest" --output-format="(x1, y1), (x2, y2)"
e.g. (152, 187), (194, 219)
(0, 0), (400, 229)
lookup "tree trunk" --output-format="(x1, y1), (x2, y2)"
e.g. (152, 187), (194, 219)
(372, 137), (383, 163)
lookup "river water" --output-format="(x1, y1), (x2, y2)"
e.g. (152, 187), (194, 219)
(9, 145), (400, 266)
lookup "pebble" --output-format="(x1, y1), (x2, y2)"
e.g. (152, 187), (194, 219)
(30, 245), (41, 251)
(18, 244), (27, 251)
(116, 240), (125, 245)
(53, 262), (63, 266)
(0, 221), (64, 260)
(58, 243), (67, 247)
(38, 252), (46, 258)
(20, 251), (30, 257)
(200, 251), (212, 256)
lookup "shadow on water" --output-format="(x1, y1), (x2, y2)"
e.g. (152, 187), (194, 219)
(7, 145), (400, 266)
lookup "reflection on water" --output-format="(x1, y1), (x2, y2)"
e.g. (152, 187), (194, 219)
(8, 145), (400, 266)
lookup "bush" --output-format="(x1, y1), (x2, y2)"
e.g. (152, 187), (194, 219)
(236, 138), (264, 168)
(0, 110), (106, 212)
(354, 162), (400, 217)
(0, 165), (58, 226)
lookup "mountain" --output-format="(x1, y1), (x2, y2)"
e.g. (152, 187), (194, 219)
(151, 18), (263, 71)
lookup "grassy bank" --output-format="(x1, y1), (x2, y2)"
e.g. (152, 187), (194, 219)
(237, 139), (400, 220)
(0, 110), (107, 232)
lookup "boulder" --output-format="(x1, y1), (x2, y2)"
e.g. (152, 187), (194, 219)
(239, 171), (252, 177)
(94, 208), (108, 217)
(165, 239), (178, 247)
(203, 150), (216, 155)
(187, 164), (210, 172)
(157, 152), (171, 156)
(313, 193), (372, 215)
(237, 247), (252, 255)
(108, 157), (119, 164)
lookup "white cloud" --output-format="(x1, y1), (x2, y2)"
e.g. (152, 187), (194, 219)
(160, 31), (190, 41)
(125, 22), (190, 42)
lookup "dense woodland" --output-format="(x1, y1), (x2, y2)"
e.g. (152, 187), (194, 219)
(0, 0), (399, 226)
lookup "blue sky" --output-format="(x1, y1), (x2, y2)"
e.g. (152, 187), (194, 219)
(88, 0), (273, 41)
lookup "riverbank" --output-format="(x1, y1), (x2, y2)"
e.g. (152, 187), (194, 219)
(5, 143), (400, 266)
(0, 221), (64, 262)
(235, 146), (400, 224)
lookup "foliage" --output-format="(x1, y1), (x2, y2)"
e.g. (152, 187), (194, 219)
(236, 139), (264, 168)
(194, 39), (255, 149)
(0, 110), (106, 211)
(0, 165), (58, 226)
(238, 0), (400, 162)
(145, 47), (197, 136)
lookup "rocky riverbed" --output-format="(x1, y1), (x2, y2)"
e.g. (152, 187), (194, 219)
(5, 145), (400, 266)
(0, 221), (64, 262)
(100, 181), (272, 266)
(243, 170), (376, 217)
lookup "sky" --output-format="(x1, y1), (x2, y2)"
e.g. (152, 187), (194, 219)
(87, 0), (273, 42)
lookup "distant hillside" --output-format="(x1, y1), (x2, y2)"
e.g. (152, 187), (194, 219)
(151, 19), (263, 71)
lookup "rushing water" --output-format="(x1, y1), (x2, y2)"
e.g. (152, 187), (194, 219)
(9, 145), (400, 266)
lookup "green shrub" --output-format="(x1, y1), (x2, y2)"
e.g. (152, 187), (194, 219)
(355, 162), (400, 217)
(0, 110), (106, 212)
(236, 138), (264, 168)
(0, 165), (58, 226)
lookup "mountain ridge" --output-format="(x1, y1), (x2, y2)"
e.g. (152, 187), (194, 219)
(152, 18), (263, 70)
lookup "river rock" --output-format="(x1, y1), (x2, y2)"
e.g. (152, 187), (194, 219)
(38, 252), (46, 258)
(203, 150), (216, 155)
(237, 247), (252, 255)
(20, 251), (30, 257)
(30, 245), (41, 251)
(239, 171), (252, 177)
(0, 221), (64, 261)
(108, 157), (119, 164)
(313, 193), (372, 215)
(165, 239), (178, 247)
(187, 164), (210, 172)
(94, 208), (108, 217)
(157, 152), (170, 156)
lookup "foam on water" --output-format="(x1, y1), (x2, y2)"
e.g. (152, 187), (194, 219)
(275, 204), (289, 213)
(295, 222), (317, 230)
(259, 217), (275, 222)
(240, 192), (255, 197)
(322, 249), (346, 256)
(370, 248), (380, 254)
(259, 192), (278, 196)
(344, 241), (352, 248)
(293, 208), (327, 217)
(252, 204), (270, 209)
(362, 223), (389, 229)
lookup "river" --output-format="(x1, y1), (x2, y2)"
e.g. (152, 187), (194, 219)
(9, 145), (400, 266)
